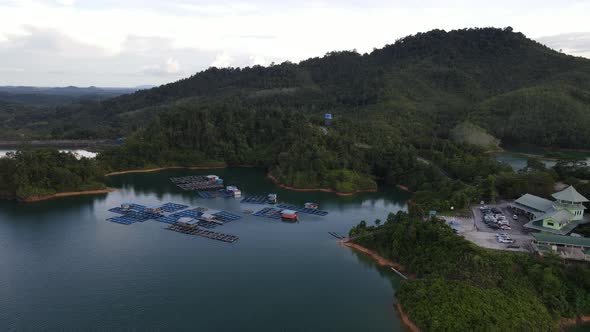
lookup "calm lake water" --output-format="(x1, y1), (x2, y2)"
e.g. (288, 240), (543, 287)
(0, 168), (409, 331)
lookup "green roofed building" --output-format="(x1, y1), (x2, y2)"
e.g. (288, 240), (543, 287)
(511, 186), (589, 235)
(531, 233), (590, 261)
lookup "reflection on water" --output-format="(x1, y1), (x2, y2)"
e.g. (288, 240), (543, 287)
(0, 167), (408, 331)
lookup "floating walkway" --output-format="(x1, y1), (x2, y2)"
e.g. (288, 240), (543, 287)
(277, 204), (329, 216)
(170, 209), (203, 219)
(166, 224), (239, 243)
(107, 203), (163, 224)
(169, 176), (209, 184)
(107, 216), (139, 225)
(212, 211), (242, 222)
(170, 176), (223, 191)
(159, 202), (189, 213)
(252, 207), (282, 219)
(241, 195), (273, 204)
(328, 232), (345, 239)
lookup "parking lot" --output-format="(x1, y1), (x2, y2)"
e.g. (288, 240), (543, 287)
(439, 201), (534, 252)
(472, 202), (531, 235)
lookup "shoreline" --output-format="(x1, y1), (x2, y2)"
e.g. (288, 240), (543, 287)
(395, 303), (421, 332)
(18, 188), (115, 202)
(342, 241), (414, 278)
(342, 241), (419, 331)
(267, 174), (378, 196)
(105, 165), (227, 176)
(561, 315), (590, 329)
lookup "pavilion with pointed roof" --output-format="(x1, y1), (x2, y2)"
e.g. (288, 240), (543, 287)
(511, 186), (589, 235)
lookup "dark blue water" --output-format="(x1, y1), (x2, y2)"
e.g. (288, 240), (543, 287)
(0, 168), (409, 331)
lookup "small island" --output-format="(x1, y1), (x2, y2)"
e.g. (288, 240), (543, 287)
(0, 149), (109, 202)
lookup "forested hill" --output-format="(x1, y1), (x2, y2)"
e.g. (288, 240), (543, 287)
(5, 27), (590, 199)
(27, 27), (588, 148)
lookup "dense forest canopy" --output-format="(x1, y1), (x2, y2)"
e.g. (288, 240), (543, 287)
(0, 150), (105, 200)
(350, 213), (590, 331)
(2, 27), (590, 147)
(2, 27), (590, 199)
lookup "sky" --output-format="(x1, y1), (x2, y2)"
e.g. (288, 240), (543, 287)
(0, 0), (589, 87)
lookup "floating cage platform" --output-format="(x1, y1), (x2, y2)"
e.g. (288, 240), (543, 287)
(252, 207), (282, 219)
(166, 224), (239, 243)
(277, 204), (329, 216)
(159, 202), (189, 213)
(241, 195), (273, 204)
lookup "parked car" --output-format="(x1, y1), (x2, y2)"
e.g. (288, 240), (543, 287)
(500, 225), (512, 230)
(512, 214), (518, 220)
(491, 208), (501, 214)
(497, 220), (510, 225)
(499, 238), (515, 244)
(496, 233), (509, 238)
(488, 224), (500, 230)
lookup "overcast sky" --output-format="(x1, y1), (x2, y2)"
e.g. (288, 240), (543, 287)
(1, 0), (589, 87)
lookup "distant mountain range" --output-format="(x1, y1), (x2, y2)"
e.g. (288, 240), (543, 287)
(0, 85), (154, 106)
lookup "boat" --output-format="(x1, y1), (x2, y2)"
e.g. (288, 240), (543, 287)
(281, 209), (298, 222)
(226, 186), (242, 197)
(304, 202), (319, 209)
(268, 193), (278, 204)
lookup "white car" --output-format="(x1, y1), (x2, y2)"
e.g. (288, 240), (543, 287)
(500, 225), (512, 230)
(496, 233), (509, 238)
(512, 214), (518, 220)
(498, 238), (514, 244)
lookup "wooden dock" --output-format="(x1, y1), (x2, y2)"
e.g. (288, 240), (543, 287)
(166, 224), (239, 243)
(328, 232), (345, 239)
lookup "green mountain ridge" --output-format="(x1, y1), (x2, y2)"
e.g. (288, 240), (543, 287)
(6, 27), (588, 146)
(3, 27), (590, 195)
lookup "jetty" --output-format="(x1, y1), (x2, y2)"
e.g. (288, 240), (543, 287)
(166, 224), (239, 243)
(328, 232), (345, 239)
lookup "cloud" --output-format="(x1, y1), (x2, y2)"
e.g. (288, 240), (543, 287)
(536, 32), (590, 58)
(142, 58), (181, 76)
(55, 0), (76, 6)
(210, 52), (234, 68)
(1, 0), (590, 86)
(249, 54), (267, 66)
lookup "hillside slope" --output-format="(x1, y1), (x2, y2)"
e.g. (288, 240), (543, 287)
(7, 27), (589, 148)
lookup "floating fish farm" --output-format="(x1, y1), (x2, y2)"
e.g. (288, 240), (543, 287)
(277, 204), (329, 216)
(252, 207), (283, 219)
(159, 203), (189, 213)
(212, 211), (242, 222)
(105, 201), (240, 243)
(166, 224), (238, 243)
(241, 195), (273, 204)
(170, 175), (224, 191)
